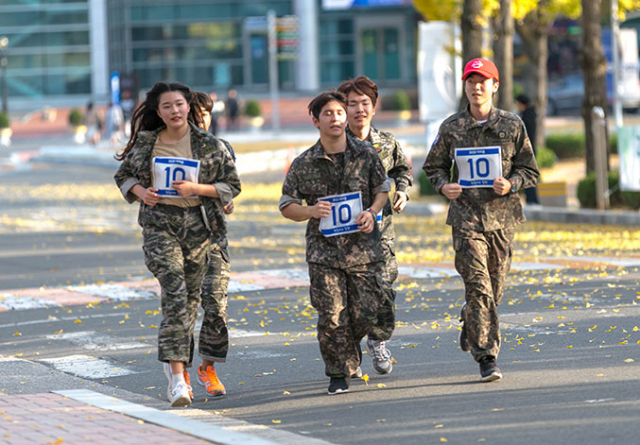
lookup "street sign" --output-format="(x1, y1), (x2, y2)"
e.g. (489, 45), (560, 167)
(276, 16), (298, 61)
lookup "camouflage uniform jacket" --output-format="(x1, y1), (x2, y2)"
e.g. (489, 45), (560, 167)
(422, 107), (539, 232)
(279, 134), (390, 268)
(114, 122), (241, 242)
(347, 126), (412, 239)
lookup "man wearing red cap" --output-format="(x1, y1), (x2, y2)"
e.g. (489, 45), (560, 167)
(422, 58), (539, 382)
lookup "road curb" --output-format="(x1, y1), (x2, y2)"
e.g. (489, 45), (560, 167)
(524, 206), (640, 226)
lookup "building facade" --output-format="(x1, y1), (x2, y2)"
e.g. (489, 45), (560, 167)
(0, 0), (417, 110)
(0, 0), (109, 110)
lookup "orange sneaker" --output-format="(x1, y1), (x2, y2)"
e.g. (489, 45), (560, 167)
(197, 365), (226, 396)
(183, 371), (194, 399)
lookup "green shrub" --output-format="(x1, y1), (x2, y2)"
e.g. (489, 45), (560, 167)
(68, 108), (83, 126)
(577, 169), (640, 209)
(536, 146), (557, 169)
(546, 132), (619, 158)
(419, 171), (438, 195)
(244, 100), (261, 118)
(545, 133), (585, 159)
(0, 111), (9, 129)
(389, 90), (411, 111)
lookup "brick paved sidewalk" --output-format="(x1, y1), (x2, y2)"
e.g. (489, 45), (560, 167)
(0, 393), (214, 445)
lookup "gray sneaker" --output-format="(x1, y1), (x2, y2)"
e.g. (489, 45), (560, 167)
(366, 338), (392, 375)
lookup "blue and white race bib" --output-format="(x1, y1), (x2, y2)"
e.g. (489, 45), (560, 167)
(152, 157), (201, 197)
(455, 146), (502, 188)
(319, 191), (363, 237)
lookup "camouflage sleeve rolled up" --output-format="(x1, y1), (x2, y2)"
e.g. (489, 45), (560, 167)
(212, 146), (241, 207)
(279, 157), (304, 211)
(114, 154), (141, 204)
(507, 119), (539, 192)
(422, 126), (454, 195)
(386, 136), (413, 194)
(370, 150), (390, 196)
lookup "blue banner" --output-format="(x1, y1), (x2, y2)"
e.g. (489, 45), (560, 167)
(323, 0), (411, 10)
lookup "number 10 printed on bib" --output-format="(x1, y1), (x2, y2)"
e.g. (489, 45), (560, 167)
(152, 157), (201, 197)
(455, 146), (502, 188)
(318, 191), (363, 237)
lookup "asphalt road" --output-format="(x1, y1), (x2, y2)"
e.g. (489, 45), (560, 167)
(1, 160), (639, 445)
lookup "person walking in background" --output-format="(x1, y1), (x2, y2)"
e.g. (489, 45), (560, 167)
(114, 82), (241, 407)
(105, 101), (125, 144)
(84, 101), (102, 145)
(189, 91), (237, 397)
(423, 59), (539, 383)
(515, 94), (540, 205)
(207, 92), (225, 136)
(337, 76), (413, 376)
(225, 88), (240, 131)
(280, 91), (389, 395)
(121, 90), (137, 139)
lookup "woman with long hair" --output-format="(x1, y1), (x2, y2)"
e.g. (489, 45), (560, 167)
(114, 82), (241, 407)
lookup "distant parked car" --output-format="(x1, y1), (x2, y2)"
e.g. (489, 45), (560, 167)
(547, 73), (640, 115)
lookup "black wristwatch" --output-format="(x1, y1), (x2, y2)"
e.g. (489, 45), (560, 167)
(508, 178), (517, 193)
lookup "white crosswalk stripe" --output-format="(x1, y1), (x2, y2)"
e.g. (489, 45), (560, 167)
(40, 355), (138, 379)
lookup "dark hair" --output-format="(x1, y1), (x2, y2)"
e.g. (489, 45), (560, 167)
(337, 76), (378, 106)
(188, 91), (213, 129)
(515, 94), (530, 106)
(308, 91), (347, 120)
(191, 91), (213, 112)
(116, 82), (197, 161)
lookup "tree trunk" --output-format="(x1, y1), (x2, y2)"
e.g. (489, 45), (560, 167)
(459, 0), (484, 110)
(493, 0), (514, 111)
(579, 0), (608, 174)
(515, 2), (551, 151)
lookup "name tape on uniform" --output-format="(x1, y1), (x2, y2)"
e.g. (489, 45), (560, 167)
(152, 157), (201, 197)
(319, 191), (363, 237)
(455, 146), (502, 188)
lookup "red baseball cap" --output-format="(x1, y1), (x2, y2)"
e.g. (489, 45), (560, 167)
(462, 58), (499, 82)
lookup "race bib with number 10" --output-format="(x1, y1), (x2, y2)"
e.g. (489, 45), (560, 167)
(454, 146), (502, 188)
(152, 157), (201, 197)
(318, 191), (363, 237)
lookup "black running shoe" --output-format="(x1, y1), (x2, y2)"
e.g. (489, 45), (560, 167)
(327, 377), (350, 395)
(479, 359), (503, 382)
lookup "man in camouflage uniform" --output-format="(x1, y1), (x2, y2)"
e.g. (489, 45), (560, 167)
(189, 93), (236, 397)
(422, 59), (539, 382)
(338, 76), (413, 375)
(280, 91), (389, 395)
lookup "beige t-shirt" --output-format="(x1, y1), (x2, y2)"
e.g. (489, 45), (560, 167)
(151, 126), (201, 207)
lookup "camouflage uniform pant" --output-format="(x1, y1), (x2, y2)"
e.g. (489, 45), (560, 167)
(453, 226), (514, 363)
(198, 243), (230, 362)
(368, 235), (398, 341)
(142, 204), (210, 367)
(308, 261), (385, 378)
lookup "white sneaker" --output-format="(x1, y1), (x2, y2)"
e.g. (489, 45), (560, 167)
(169, 381), (191, 407)
(164, 363), (191, 407)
